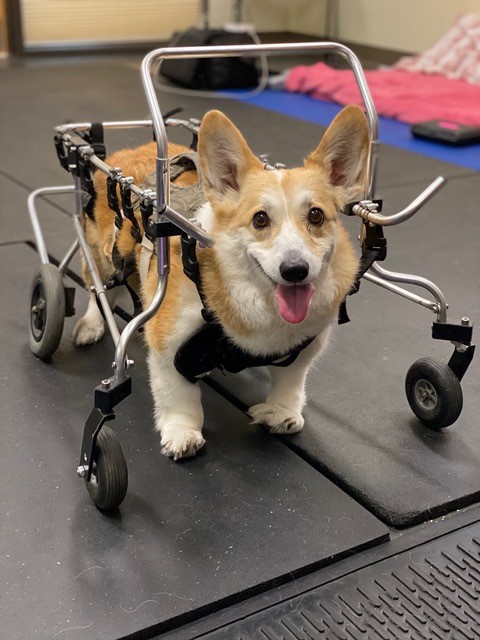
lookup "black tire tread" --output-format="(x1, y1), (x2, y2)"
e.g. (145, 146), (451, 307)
(86, 425), (128, 511)
(29, 264), (65, 359)
(406, 357), (463, 429)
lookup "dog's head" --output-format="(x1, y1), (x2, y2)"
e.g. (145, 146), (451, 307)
(198, 106), (369, 324)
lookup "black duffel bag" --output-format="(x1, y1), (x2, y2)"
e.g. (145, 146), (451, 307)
(160, 28), (260, 90)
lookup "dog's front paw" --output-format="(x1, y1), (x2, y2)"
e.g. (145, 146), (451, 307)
(160, 427), (205, 461)
(249, 403), (304, 434)
(73, 316), (105, 346)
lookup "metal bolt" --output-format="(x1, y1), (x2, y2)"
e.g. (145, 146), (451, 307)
(77, 465), (87, 478)
(32, 299), (45, 312)
(101, 379), (110, 389)
(461, 317), (470, 326)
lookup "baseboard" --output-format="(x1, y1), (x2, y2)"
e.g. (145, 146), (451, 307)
(257, 31), (411, 66)
(18, 31), (411, 66)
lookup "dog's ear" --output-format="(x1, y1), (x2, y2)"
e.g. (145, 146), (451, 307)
(199, 110), (262, 202)
(305, 105), (370, 200)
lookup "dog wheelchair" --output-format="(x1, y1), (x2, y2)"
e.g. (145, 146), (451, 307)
(27, 42), (475, 511)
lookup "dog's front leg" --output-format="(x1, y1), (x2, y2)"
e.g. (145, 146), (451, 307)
(249, 333), (328, 434)
(147, 350), (205, 460)
(73, 288), (120, 346)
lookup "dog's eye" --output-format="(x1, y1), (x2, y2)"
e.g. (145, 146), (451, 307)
(308, 208), (325, 225)
(252, 211), (270, 229)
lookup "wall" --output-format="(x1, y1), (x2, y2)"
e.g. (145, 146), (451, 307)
(18, 0), (480, 53)
(335, 0), (480, 53)
(210, 0), (480, 54)
(209, 0), (327, 34)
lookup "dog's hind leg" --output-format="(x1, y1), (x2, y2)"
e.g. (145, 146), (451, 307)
(147, 350), (205, 460)
(249, 331), (330, 434)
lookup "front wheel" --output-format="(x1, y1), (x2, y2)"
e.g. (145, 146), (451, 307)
(85, 425), (128, 511)
(405, 357), (463, 429)
(29, 264), (65, 359)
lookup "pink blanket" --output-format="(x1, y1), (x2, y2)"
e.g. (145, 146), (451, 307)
(284, 62), (480, 126)
(395, 14), (480, 85)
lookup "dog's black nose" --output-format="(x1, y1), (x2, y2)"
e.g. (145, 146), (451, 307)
(280, 259), (309, 283)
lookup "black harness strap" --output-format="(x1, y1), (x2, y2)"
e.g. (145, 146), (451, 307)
(78, 161), (97, 221)
(338, 246), (383, 324)
(119, 182), (142, 244)
(105, 243), (137, 288)
(174, 322), (315, 384)
(104, 243), (143, 317)
(76, 123), (106, 222)
(338, 220), (387, 325)
(181, 233), (216, 322)
(106, 175), (124, 230)
(87, 122), (106, 160)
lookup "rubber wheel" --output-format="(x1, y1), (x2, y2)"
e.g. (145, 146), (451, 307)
(29, 264), (65, 359)
(85, 425), (128, 511)
(405, 357), (463, 429)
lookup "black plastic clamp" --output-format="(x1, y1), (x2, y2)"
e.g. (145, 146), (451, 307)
(84, 122), (106, 160)
(148, 217), (183, 239)
(66, 144), (82, 178)
(432, 321), (473, 345)
(54, 135), (69, 171)
(181, 232), (201, 282)
(432, 319), (475, 382)
(94, 376), (132, 413)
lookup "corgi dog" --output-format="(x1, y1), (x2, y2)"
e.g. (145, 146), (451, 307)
(73, 105), (369, 460)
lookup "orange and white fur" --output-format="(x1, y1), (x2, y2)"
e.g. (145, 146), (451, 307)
(73, 105), (369, 460)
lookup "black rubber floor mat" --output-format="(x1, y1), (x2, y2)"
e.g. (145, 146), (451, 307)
(206, 520), (480, 640)
(1, 243), (388, 640)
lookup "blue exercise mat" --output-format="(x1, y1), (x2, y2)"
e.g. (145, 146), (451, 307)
(234, 89), (480, 171)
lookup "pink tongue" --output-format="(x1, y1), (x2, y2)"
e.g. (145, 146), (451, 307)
(275, 283), (315, 323)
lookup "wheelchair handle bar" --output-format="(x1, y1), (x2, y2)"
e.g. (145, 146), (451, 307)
(140, 42), (380, 203)
(351, 176), (446, 226)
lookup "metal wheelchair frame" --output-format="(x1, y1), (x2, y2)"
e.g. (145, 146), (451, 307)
(27, 42), (475, 510)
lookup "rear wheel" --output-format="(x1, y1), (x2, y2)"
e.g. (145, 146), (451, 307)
(29, 264), (65, 359)
(405, 358), (463, 429)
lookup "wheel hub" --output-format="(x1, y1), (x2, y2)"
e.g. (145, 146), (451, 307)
(414, 378), (438, 410)
(31, 287), (46, 335)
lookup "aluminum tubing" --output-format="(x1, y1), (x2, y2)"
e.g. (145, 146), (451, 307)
(140, 41), (379, 202)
